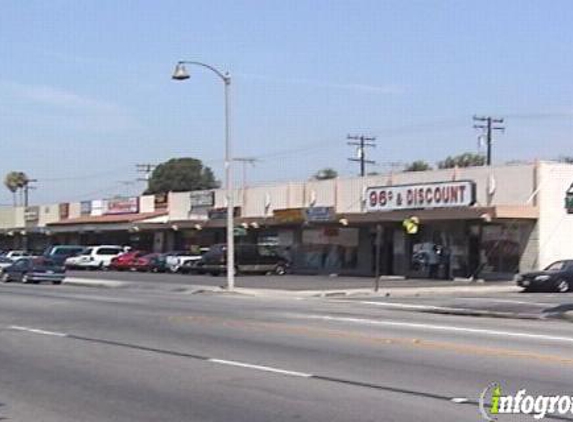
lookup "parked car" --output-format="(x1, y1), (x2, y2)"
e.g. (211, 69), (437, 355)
(65, 245), (125, 270)
(516, 260), (573, 292)
(193, 243), (289, 276)
(1, 257), (66, 284)
(167, 248), (209, 273)
(108, 250), (148, 271)
(43, 245), (85, 266)
(130, 253), (168, 272)
(3, 250), (30, 260)
(0, 256), (16, 272)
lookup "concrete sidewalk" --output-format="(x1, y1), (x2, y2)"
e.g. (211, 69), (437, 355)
(63, 274), (517, 299)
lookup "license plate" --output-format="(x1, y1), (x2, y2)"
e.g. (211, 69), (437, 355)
(522, 280), (530, 286)
(47, 270), (54, 274)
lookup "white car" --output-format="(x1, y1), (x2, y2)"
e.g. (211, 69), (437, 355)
(65, 245), (125, 270)
(165, 248), (209, 273)
(4, 250), (29, 261)
(0, 256), (15, 272)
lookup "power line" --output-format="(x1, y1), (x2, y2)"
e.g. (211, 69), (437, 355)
(233, 157), (260, 189)
(347, 134), (376, 177)
(473, 115), (505, 165)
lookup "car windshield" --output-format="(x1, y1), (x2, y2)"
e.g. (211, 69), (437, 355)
(544, 261), (571, 272)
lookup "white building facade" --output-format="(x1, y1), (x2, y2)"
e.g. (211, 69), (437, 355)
(1, 161), (572, 279)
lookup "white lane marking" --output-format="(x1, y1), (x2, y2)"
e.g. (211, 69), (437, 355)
(209, 358), (312, 378)
(303, 315), (573, 343)
(9, 325), (67, 337)
(450, 397), (469, 404)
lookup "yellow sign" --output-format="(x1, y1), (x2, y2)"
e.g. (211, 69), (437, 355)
(402, 216), (419, 235)
(273, 208), (304, 223)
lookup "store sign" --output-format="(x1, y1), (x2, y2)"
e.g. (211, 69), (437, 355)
(302, 228), (359, 246)
(190, 191), (215, 208)
(366, 181), (475, 212)
(208, 207), (241, 220)
(103, 197), (139, 215)
(80, 201), (92, 216)
(305, 206), (334, 222)
(59, 203), (69, 220)
(566, 184), (573, 214)
(24, 206), (39, 224)
(154, 193), (169, 210)
(274, 208), (304, 223)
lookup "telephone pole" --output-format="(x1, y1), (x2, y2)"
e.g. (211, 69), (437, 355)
(136, 164), (157, 190)
(347, 135), (376, 176)
(23, 178), (37, 207)
(473, 116), (505, 166)
(233, 157), (259, 190)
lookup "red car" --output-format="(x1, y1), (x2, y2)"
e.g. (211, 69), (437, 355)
(130, 253), (167, 272)
(109, 251), (148, 271)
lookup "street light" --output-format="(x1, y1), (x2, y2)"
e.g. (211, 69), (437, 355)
(172, 60), (235, 290)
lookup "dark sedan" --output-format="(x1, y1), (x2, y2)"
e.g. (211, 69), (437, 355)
(516, 260), (573, 292)
(1, 257), (66, 284)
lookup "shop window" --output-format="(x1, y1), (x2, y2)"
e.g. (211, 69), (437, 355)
(299, 228), (359, 271)
(480, 224), (527, 274)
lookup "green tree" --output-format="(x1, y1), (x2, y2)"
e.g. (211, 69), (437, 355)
(145, 158), (219, 194)
(312, 168), (338, 180)
(437, 152), (485, 169)
(404, 160), (432, 172)
(558, 156), (573, 164)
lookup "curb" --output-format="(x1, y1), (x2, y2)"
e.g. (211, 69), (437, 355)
(417, 307), (542, 320)
(63, 278), (129, 289)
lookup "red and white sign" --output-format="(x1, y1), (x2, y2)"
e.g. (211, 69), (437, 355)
(366, 181), (475, 212)
(103, 197), (139, 215)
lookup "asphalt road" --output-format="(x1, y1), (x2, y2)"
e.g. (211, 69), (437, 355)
(1, 281), (572, 421)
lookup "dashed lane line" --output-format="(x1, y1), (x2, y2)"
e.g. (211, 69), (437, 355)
(9, 325), (67, 337)
(208, 359), (312, 378)
(4, 324), (479, 407)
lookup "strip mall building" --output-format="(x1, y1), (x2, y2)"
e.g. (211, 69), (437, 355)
(1, 161), (572, 279)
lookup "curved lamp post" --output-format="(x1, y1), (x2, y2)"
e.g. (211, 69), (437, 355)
(172, 61), (234, 290)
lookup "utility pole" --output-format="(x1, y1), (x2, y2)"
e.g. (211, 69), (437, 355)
(233, 157), (259, 190)
(347, 135), (376, 176)
(23, 178), (37, 207)
(136, 164), (157, 191)
(473, 116), (505, 165)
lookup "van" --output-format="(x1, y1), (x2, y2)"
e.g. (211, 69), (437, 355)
(195, 243), (289, 276)
(67, 245), (125, 270)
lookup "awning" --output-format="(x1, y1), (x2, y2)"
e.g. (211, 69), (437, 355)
(45, 211), (168, 233)
(337, 205), (538, 224)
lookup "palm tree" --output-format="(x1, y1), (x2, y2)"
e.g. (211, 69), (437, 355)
(4, 171), (30, 206)
(4, 172), (20, 206)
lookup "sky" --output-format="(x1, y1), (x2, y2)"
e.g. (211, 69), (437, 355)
(0, 0), (572, 205)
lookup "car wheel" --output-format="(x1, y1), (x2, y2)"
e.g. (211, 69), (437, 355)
(52, 280), (62, 285)
(210, 271), (220, 277)
(2, 273), (11, 283)
(555, 279), (570, 293)
(274, 264), (287, 276)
